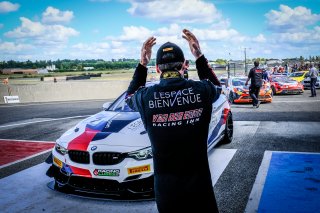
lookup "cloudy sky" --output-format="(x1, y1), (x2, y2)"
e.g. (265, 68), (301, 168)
(0, 0), (319, 61)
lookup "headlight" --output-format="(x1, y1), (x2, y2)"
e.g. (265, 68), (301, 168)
(55, 143), (68, 155)
(234, 88), (244, 94)
(128, 146), (152, 161)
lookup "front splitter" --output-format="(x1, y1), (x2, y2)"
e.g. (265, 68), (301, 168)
(47, 181), (155, 201)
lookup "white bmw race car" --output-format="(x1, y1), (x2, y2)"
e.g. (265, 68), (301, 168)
(46, 81), (233, 199)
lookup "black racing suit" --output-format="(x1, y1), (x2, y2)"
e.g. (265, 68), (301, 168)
(126, 55), (221, 213)
(248, 66), (263, 106)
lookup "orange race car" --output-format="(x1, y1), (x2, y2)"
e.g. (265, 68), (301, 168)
(225, 76), (273, 104)
(269, 75), (304, 95)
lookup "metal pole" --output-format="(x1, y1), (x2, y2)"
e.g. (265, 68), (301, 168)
(227, 52), (231, 78)
(244, 48), (247, 75)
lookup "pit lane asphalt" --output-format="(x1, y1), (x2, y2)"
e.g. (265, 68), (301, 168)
(0, 90), (319, 213)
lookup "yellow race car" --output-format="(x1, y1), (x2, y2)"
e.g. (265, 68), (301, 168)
(289, 71), (309, 82)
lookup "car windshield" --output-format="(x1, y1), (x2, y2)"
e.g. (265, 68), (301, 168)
(232, 78), (246, 86)
(106, 92), (136, 112)
(289, 72), (304, 77)
(274, 77), (293, 82)
(106, 81), (158, 112)
(220, 78), (227, 85)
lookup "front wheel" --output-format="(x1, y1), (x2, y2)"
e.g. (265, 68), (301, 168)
(271, 86), (276, 95)
(229, 92), (235, 104)
(221, 112), (233, 144)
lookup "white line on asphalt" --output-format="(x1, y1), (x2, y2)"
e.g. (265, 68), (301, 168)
(0, 139), (55, 143)
(244, 151), (272, 213)
(0, 99), (109, 108)
(272, 99), (320, 103)
(0, 149), (52, 169)
(0, 115), (91, 129)
(208, 148), (237, 186)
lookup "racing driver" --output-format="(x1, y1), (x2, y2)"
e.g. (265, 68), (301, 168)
(126, 29), (221, 213)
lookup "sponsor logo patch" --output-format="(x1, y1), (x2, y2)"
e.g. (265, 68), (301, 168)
(163, 47), (173, 52)
(93, 169), (120, 176)
(53, 156), (63, 168)
(127, 165), (151, 175)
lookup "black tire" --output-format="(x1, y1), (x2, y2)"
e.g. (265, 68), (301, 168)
(221, 112), (233, 144)
(229, 92), (234, 104)
(271, 86), (276, 95)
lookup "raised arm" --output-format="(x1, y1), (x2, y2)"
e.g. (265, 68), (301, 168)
(126, 36), (156, 95)
(182, 29), (221, 86)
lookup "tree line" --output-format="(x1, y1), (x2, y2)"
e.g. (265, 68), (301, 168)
(0, 59), (149, 71)
(0, 56), (319, 71)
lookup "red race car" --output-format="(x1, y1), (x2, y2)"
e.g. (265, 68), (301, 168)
(269, 75), (304, 95)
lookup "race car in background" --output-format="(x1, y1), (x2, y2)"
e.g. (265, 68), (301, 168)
(223, 76), (273, 104)
(302, 76), (320, 90)
(46, 81), (233, 199)
(288, 71), (309, 82)
(269, 75), (304, 95)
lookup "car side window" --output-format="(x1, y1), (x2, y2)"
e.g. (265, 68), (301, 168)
(108, 93), (136, 112)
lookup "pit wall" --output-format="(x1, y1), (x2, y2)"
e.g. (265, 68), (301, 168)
(0, 81), (130, 104)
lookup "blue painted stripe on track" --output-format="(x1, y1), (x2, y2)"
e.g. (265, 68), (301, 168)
(258, 152), (320, 213)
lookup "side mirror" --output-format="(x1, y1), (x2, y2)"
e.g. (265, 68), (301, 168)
(102, 102), (112, 110)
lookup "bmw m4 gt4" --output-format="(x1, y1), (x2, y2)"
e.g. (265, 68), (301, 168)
(46, 81), (233, 199)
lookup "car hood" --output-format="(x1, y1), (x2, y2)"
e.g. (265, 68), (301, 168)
(58, 111), (150, 152)
(277, 80), (299, 86)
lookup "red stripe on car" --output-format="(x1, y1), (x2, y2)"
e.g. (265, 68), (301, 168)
(222, 108), (230, 124)
(69, 165), (92, 178)
(67, 128), (99, 151)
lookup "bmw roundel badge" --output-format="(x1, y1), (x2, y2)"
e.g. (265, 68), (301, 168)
(91, 146), (97, 151)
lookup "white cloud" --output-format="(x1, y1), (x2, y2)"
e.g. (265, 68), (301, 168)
(0, 1), (19, 13)
(252, 34), (266, 43)
(0, 23), (3, 29)
(111, 41), (123, 48)
(210, 19), (231, 30)
(0, 41), (33, 53)
(42, 6), (74, 24)
(272, 26), (320, 44)
(192, 28), (242, 42)
(5, 17), (79, 44)
(156, 24), (181, 36)
(263, 49), (272, 55)
(127, 0), (222, 23)
(259, 4), (320, 58)
(71, 42), (111, 58)
(103, 23), (252, 60)
(265, 4), (320, 32)
(106, 26), (153, 41)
